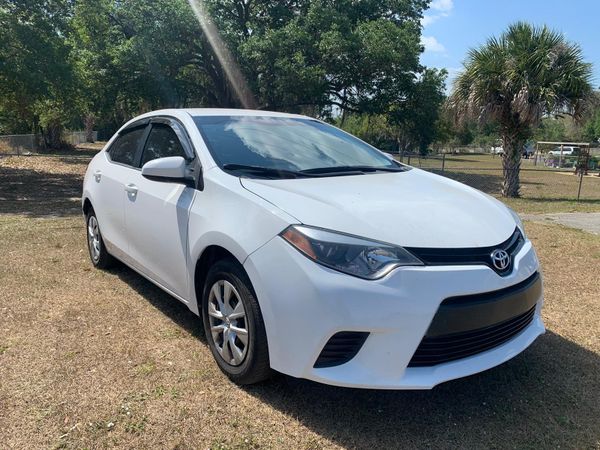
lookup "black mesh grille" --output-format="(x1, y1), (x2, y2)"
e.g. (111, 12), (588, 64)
(408, 305), (536, 367)
(406, 228), (524, 276)
(314, 331), (369, 368)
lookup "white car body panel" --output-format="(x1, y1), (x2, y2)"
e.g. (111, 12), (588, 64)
(244, 236), (542, 389)
(82, 108), (545, 389)
(84, 153), (131, 257)
(123, 170), (194, 299)
(241, 168), (516, 248)
(185, 167), (298, 314)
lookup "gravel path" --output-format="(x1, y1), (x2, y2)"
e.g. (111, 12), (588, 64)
(522, 212), (600, 235)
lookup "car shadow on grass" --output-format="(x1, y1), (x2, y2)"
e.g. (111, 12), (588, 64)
(111, 263), (600, 449)
(110, 262), (205, 342)
(245, 331), (600, 449)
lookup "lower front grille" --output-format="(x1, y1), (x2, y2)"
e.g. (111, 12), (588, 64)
(314, 331), (369, 368)
(408, 305), (536, 367)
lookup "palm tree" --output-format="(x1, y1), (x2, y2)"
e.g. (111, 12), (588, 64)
(449, 22), (592, 197)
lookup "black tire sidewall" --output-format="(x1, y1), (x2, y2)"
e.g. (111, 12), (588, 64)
(201, 260), (265, 380)
(86, 209), (112, 269)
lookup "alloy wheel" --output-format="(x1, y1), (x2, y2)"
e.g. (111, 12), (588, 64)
(87, 215), (101, 262)
(207, 280), (249, 366)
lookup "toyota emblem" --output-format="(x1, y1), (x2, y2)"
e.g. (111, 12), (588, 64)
(490, 249), (510, 271)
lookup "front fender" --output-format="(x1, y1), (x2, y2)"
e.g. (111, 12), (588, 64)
(186, 168), (296, 313)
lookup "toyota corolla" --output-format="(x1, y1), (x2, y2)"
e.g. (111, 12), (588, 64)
(82, 109), (544, 389)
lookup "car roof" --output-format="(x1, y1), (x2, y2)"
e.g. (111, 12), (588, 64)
(142, 108), (308, 119)
(118, 108), (314, 135)
(185, 108), (307, 118)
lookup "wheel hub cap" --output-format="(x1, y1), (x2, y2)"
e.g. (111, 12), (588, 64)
(207, 280), (248, 366)
(87, 216), (101, 262)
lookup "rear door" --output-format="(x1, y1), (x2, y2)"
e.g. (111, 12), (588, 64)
(123, 119), (196, 299)
(94, 124), (148, 260)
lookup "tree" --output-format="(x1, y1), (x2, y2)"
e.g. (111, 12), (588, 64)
(389, 68), (446, 154)
(582, 90), (600, 143)
(239, 0), (428, 116)
(70, 0), (210, 134)
(584, 112), (600, 143)
(449, 22), (592, 197)
(340, 114), (399, 152)
(2, 0), (439, 147)
(0, 0), (76, 149)
(533, 116), (585, 143)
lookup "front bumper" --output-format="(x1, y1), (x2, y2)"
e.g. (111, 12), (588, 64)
(244, 236), (544, 389)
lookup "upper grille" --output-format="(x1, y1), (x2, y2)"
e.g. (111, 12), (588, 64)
(406, 227), (524, 276)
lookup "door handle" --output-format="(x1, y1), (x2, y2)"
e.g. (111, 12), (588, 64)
(124, 183), (138, 195)
(93, 170), (102, 182)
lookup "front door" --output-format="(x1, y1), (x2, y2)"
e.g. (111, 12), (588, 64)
(124, 122), (195, 299)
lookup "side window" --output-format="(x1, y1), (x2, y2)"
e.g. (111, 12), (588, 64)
(109, 127), (146, 166)
(141, 124), (186, 166)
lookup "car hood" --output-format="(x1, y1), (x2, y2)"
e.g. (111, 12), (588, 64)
(240, 169), (516, 248)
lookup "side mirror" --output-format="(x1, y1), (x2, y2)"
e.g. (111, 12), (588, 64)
(141, 156), (189, 184)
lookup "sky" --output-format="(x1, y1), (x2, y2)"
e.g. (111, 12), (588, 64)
(420, 0), (600, 91)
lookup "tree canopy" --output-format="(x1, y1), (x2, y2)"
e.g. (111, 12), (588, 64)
(0, 0), (445, 151)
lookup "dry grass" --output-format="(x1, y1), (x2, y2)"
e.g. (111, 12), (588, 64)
(408, 154), (600, 214)
(0, 155), (90, 217)
(1, 152), (600, 449)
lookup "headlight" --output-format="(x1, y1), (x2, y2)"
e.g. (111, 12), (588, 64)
(507, 207), (526, 237)
(280, 225), (423, 279)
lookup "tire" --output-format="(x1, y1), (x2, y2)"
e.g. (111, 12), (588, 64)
(201, 258), (272, 385)
(86, 208), (114, 270)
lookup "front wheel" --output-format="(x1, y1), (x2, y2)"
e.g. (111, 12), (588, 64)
(86, 209), (114, 269)
(202, 259), (272, 385)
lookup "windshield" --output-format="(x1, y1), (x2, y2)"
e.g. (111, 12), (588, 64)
(193, 115), (399, 175)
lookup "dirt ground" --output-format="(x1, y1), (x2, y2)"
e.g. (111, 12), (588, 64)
(1, 153), (599, 449)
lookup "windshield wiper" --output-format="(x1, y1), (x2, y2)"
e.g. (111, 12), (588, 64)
(222, 163), (408, 179)
(300, 165), (407, 175)
(222, 164), (308, 179)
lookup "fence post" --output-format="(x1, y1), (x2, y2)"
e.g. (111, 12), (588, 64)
(559, 144), (564, 168)
(441, 153), (446, 173)
(577, 170), (584, 201)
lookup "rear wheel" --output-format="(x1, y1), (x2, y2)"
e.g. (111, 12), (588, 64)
(202, 259), (271, 385)
(86, 209), (114, 269)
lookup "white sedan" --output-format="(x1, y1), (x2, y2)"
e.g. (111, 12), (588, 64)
(548, 146), (580, 156)
(82, 109), (544, 389)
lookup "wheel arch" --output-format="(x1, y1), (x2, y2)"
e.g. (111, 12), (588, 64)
(194, 245), (249, 314)
(82, 197), (93, 216)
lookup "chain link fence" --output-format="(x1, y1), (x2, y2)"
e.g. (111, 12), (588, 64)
(399, 153), (600, 202)
(0, 131), (98, 155)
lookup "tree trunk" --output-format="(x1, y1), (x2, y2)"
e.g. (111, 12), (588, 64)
(31, 117), (42, 152)
(84, 115), (95, 143)
(397, 137), (405, 161)
(501, 137), (523, 197)
(41, 121), (64, 151)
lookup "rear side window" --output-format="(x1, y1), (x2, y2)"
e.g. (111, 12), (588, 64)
(141, 124), (186, 166)
(109, 127), (146, 166)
